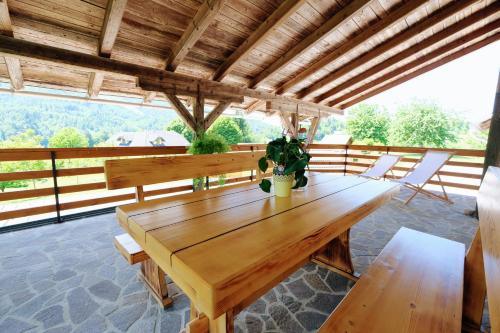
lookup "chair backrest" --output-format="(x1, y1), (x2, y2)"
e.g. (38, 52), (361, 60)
(463, 166), (500, 331)
(361, 154), (401, 178)
(104, 151), (264, 201)
(400, 151), (451, 185)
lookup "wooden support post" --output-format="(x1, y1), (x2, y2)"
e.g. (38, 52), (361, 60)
(483, 71), (500, 175)
(311, 229), (358, 281)
(193, 88), (205, 137)
(139, 259), (173, 308)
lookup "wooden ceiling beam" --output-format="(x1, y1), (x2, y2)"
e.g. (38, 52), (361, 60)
(0, 35), (341, 115)
(99, 0), (128, 57)
(276, 0), (428, 95)
(165, 94), (196, 132)
(329, 18), (500, 107)
(249, 0), (372, 89)
(338, 32), (500, 110)
(1, 0), (23, 91)
(297, 0), (478, 100)
(318, 4), (500, 103)
(204, 101), (230, 130)
(87, 72), (105, 98)
(212, 0), (305, 82)
(167, 0), (226, 71)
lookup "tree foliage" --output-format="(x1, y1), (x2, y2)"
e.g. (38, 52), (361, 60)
(0, 130), (46, 192)
(165, 118), (194, 142)
(346, 104), (390, 145)
(48, 127), (89, 148)
(389, 101), (458, 147)
(314, 116), (345, 141)
(208, 117), (243, 145)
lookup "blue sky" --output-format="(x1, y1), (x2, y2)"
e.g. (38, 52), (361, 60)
(359, 41), (500, 124)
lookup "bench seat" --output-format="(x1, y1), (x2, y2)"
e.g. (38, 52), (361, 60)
(319, 227), (465, 333)
(113, 233), (149, 265)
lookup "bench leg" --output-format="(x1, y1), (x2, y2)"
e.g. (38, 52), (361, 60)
(312, 229), (359, 282)
(139, 259), (173, 308)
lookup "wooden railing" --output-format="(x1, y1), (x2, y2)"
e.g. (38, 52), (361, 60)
(0, 144), (484, 229)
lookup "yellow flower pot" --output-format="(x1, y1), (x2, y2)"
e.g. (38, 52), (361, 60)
(273, 173), (294, 197)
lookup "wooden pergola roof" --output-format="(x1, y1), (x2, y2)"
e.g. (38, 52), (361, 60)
(0, 0), (498, 119)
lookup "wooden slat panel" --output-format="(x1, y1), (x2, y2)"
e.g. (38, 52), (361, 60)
(104, 151), (264, 189)
(319, 228), (464, 333)
(0, 204), (56, 220)
(478, 166), (500, 332)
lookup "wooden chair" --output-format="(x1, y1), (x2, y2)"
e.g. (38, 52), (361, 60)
(359, 154), (401, 180)
(393, 150), (453, 205)
(104, 151), (264, 308)
(318, 166), (500, 333)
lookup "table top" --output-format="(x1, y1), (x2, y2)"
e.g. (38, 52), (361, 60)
(117, 172), (399, 319)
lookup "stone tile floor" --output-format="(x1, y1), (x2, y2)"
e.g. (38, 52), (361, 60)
(0, 187), (485, 333)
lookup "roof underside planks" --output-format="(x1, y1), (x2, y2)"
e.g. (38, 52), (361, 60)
(0, 0), (497, 116)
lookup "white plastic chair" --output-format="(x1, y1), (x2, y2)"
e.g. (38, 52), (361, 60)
(359, 154), (401, 180)
(393, 150), (453, 205)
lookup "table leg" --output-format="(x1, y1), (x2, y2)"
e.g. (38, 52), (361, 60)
(139, 259), (173, 308)
(311, 229), (359, 282)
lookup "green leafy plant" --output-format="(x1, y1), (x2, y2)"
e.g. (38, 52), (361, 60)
(188, 133), (229, 191)
(258, 136), (311, 193)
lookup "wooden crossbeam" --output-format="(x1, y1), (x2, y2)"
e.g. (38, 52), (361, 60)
(319, 3), (500, 103)
(0, 35), (341, 116)
(165, 94), (197, 132)
(99, 0), (128, 57)
(338, 32), (500, 109)
(212, 0), (305, 82)
(204, 101), (230, 130)
(275, 0), (428, 95)
(167, 0), (226, 71)
(87, 72), (105, 98)
(1, 0), (23, 91)
(297, 0), (477, 100)
(249, 0), (371, 89)
(329, 18), (500, 107)
(5, 56), (23, 91)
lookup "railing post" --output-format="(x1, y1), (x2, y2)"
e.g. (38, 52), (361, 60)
(344, 145), (348, 176)
(50, 151), (62, 223)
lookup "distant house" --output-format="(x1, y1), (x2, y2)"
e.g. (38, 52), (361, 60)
(320, 134), (353, 145)
(110, 131), (189, 147)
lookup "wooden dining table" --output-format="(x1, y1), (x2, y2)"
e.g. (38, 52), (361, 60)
(116, 172), (399, 332)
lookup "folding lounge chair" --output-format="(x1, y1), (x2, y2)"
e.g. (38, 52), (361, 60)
(394, 150), (453, 205)
(359, 154), (401, 180)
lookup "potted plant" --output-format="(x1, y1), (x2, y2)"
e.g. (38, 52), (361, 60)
(258, 136), (311, 197)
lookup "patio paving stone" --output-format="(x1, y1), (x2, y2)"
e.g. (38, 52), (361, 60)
(0, 187), (487, 332)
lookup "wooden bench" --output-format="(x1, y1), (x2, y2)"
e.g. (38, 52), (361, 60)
(319, 166), (500, 333)
(104, 151), (264, 308)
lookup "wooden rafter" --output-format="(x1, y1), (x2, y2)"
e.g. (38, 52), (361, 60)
(297, 0), (476, 100)
(318, 4), (500, 103)
(212, 0), (305, 82)
(204, 101), (230, 130)
(249, 0), (372, 89)
(1, 0), (23, 91)
(244, 0), (428, 115)
(87, 72), (105, 98)
(338, 32), (500, 110)
(329, 19), (500, 107)
(0, 35), (341, 116)
(275, 0), (428, 95)
(165, 94), (196, 132)
(99, 0), (128, 57)
(167, 0), (226, 71)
